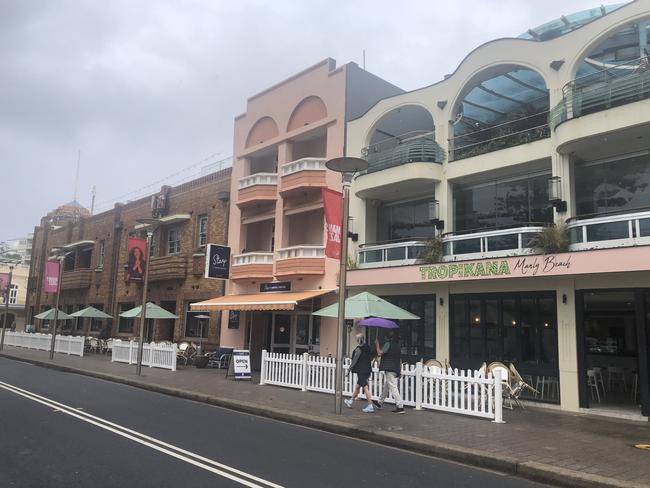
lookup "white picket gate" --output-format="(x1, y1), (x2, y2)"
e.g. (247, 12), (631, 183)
(3, 331), (85, 357)
(260, 350), (503, 422)
(111, 340), (177, 371)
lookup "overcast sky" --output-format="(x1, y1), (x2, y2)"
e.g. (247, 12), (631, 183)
(1, 0), (613, 242)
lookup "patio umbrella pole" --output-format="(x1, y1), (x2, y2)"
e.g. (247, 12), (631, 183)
(49, 257), (64, 360)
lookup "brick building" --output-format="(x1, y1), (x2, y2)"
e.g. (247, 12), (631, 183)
(25, 169), (231, 347)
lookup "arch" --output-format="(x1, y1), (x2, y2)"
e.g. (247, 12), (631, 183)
(365, 104), (435, 149)
(287, 96), (328, 132)
(449, 64), (549, 161)
(570, 16), (650, 81)
(245, 116), (279, 148)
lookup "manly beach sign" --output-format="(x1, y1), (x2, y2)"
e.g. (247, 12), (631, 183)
(347, 246), (650, 287)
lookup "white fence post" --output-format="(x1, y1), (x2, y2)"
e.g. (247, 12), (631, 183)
(415, 362), (423, 410)
(171, 344), (177, 371)
(128, 340), (134, 364)
(259, 349), (267, 385)
(301, 353), (309, 392)
(493, 369), (505, 424)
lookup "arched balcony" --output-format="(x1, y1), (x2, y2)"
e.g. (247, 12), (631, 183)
(450, 67), (550, 161)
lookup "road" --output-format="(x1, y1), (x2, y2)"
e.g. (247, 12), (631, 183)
(0, 357), (550, 488)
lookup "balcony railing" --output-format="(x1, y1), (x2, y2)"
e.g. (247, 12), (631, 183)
(148, 255), (187, 281)
(281, 157), (327, 176)
(238, 172), (278, 189)
(60, 268), (93, 290)
(550, 57), (650, 129)
(567, 209), (650, 251)
(233, 252), (274, 266)
(277, 246), (325, 260)
(362, 131), (445, 174)
(357, 239), (427, 269)
(449, 112), (550, 161)
(442, 225), (548, 262)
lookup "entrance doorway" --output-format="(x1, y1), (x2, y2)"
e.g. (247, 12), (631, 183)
(578, 290), (650, 416)
(271, 312), (320, 355)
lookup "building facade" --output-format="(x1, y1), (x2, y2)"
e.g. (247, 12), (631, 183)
(346, 2), (650, 418)
(25, 169), (231, 345)
(194, 59), (402, 367)
(0, 263), (29, 332)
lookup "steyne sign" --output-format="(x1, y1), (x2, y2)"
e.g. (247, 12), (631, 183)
(346, 245), (650, 287)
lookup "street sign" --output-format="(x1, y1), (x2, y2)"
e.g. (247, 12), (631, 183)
(228, 349), (251, 380)
(205, 244), (230, 280)
(260, 281), (291, 293)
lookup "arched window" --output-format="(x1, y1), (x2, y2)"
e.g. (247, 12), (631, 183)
(245, 117), (279, 149)
(451, 68), (549, 161)
(287, 96), (327, 132)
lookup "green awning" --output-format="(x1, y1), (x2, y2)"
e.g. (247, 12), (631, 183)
(119, 302), (178, 319)
(69, 306), (113, 319)
(312, 292), (420, 320)
(33, 308), (73, 320)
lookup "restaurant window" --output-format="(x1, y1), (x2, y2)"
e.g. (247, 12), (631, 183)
(167, 227), (181, 255)
(118, 302), (135, 333)
(184, 301), (207, 338)
(75, 304), (85, 332)
(97, 240), (105, 269)
(380, 295), (435, 363)
(197, 215), (208, 247)
(451, 292), (559, 403)
(377, 199), (436, 242)
(90, 303), (104, 332)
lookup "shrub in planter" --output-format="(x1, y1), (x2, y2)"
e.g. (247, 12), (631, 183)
(530, 224), (569, 254)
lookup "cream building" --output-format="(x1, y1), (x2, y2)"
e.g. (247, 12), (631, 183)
(346, 2), (650, 418)
(0, 263), (29, 332)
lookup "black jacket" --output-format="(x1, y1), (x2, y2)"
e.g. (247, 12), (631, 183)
(379, 341), (401, 375)
(349, 343), (372, 375)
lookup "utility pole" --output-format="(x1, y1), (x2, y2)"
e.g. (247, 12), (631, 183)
(0, 264), (15, 350)
(49, 255), (65, 360)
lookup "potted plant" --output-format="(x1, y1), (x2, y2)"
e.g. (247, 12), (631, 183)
(530, 224), (569, 254)
(419, 236), (443, 264)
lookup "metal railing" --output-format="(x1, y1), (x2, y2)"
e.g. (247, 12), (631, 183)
(550, 57), (650, 129)
(362, 131), (445, 174)
(450, 111), (550, 161)
(442, 224), (548, 262)
(358, 239), (428, 269)
(567, 209), (650, 251)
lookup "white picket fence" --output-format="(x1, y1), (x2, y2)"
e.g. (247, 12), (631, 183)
(3, 331), (85, 357)
(111, 339), (177, 371)
(260, 350), (503, 422)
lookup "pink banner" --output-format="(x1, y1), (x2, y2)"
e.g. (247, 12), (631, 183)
(322, 188), (343, 259)
(43, 260), (60, 293)
(0, 273), (9, 303)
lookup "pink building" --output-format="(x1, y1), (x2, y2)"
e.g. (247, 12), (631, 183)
(197, 59), (401, 367)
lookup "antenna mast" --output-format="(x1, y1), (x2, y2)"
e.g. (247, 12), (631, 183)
(90, 185), (96, 215)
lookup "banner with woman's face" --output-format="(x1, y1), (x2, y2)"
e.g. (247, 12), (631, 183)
(127, 237), (148, 282)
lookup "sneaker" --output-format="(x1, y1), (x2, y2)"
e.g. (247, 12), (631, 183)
(392, 407), (405, 414)
(344, 399), (353, 409)
(372, 400), (382, 410)
(362, 404), (375, 413)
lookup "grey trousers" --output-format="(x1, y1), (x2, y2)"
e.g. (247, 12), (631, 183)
(379, 371), (404, 408)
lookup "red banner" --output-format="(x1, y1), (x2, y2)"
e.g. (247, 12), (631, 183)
(126, 237), (148, 282)
(322, 188), (343, 259)
(43, 261), (59, 293)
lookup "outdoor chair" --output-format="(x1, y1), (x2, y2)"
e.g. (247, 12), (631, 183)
(424, 359), (443, 371)
(587, 369), (601, 403)
(207, 347), (233, 369)
(487, 362), (519, 409)
(177, 344), (197, 366)
(509, 363), (539, 402)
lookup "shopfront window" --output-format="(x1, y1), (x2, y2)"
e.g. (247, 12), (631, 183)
(381, 295), (435, 363)
(575, 153), (650, 216)
(454, 172), (552, 231)
(118, 303), (135, 333)
(184, 301), (207, 338)
(377, 199), (435, 242)
(451, 292), (559, 403)
(90, 304), (104, 332)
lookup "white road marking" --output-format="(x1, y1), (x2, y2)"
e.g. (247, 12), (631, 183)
(0, 381), (283, 488)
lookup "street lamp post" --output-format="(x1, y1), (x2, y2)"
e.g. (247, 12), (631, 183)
(324, 157), (368, 415)
(49, 252), (66, 360)
(0, 263), (15, 351)
(135, 218), (160, 376)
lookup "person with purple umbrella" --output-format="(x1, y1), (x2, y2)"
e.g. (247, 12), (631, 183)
(373, 330), (405, 414)
(344, 333), (374, 413)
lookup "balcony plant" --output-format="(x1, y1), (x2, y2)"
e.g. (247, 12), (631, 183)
(419, 236), (443, 264)
(530, 223), (569, 254)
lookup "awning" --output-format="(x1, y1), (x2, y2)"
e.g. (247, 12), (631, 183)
(191, 289), (335, 311)
(135, 214), (191, 229)
(62, 240), (95, 250)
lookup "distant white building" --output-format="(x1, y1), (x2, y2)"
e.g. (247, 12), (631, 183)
(0, 233), (33, 266)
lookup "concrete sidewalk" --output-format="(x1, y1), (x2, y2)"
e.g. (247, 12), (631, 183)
(1, 347), (649, 488)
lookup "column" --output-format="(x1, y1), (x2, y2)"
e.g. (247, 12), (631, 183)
(556, 278), (580, 412)
(435, 284), (450, 362)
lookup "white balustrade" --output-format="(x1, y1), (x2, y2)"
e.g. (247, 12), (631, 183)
(281, 157), (327, 176)
(111, 340), (177, 371)
(358, 240), (427, 269)
(259, 350), (502, 422)
(277, 246), (325, 259)
(3, 331), (85, 357)
(442, 226), (546, 262)
(233, 252), (274, 266)
(567, 210), (650, 251)
(238, 173), (278, 190)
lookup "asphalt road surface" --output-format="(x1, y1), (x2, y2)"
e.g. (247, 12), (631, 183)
(0, 357), (550, 488)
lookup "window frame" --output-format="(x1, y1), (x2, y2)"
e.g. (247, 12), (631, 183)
(167, 226), (182, 255)
(97, 240), (105, 269)
(197, 215), (208, 247)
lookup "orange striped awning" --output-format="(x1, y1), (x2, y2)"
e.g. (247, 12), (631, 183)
(190, 289), (335, 312)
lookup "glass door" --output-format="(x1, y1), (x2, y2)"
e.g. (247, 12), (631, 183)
(271, 313), (292, 353)
(294, 314), (311, 355)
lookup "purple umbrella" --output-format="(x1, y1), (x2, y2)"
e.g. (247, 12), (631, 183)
(358, 317), (399, 343)
(358, 317), (399, 329)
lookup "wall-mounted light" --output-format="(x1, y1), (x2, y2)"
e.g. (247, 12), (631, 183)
(548, 176), (567, 212)
(348, 216), (358, 242)
(562, 293), (567, 304)
(428, 200), (445, 231)
(439, 297), (444, 307)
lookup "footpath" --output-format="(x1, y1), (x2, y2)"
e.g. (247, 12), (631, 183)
(1, 347), (649, 488)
